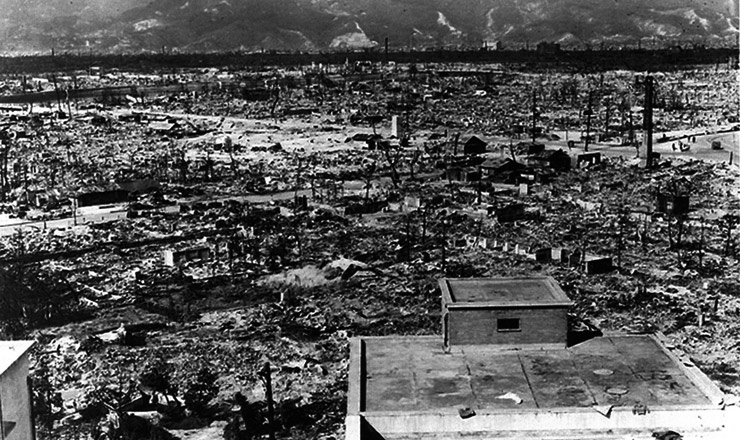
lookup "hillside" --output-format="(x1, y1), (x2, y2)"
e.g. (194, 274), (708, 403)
(0, 0), (736, 54)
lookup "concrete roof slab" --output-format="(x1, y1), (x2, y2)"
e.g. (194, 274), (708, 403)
(359, 335), (714, 414)
(0, 340), (34, 375)
(440, 277), (573, 307)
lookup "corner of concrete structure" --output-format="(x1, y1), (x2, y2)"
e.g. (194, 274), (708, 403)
(344, 414), (362, 440)
(543, 276), (574, 306)
(0, 340), (35, 440)
(0, 340), (35, 375)
(347, 337), (364, 416)
(724, 404), (740, 435)
(346, 337), (369, 440)
(438, 278), (453, 304)
(650, 333), (726, 406)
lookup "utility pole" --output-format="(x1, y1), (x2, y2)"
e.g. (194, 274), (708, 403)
(403, 83), (411, 147)
(51, 74), (62, 114)
(405, 214), (412, 261)
(441, 216), (449, 272)
(585, 90), (593, 152)
(604, 97), (611, 139)
(476, 165), (482, 204)
(293, 156), (303, 213)
(644, 75), (654, 169)
(22, 76), (33, 114)
(65, 87), (72, 119)
(259, 362), (276, 440)
(531, 88), (537, 143)
(72, 75), (80, 114)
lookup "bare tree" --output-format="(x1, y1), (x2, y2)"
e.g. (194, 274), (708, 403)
(362, 161), (377, 203)
(408, 148), (421, 180)
(697, 216), (706, 272)
(225, 136), (239, 177)
(666, 213), (688, 268)
(0, 129), (14, 202)
(381, 143), (402, 188)
(721, 213), (738, 258)
(269, 72), (281, 121)
(202, 153), (215, 182)
(177, 150), (189, 183)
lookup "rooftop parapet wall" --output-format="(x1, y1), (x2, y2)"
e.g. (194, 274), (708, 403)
(440, 277), (573, 308)
(347, 334), (737, 439)
(362, 405), (737, 438)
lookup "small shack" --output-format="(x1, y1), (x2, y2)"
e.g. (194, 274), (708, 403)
(527, 149), (571, 171)
(480, 158), (526, 180)
(445, 166), (479, 183)
(516, 141), (545, 155)
(462, 135), (488, 155)
(75, 189), (129, 208)
(117, 178), (160, 193)
(493, 203), (525, 223)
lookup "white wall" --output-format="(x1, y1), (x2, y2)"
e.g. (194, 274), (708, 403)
(1, 353), (33, 440)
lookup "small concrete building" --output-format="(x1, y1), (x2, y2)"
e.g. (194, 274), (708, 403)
(163, 246), (211, 267)
(439, 277), (572, 350)
(584, 255), (614, 274)
(656, 193), (690, 216)
(1, 341), (35, 440)
(577, 152), (602, 168)
(390, 115), (404, 139)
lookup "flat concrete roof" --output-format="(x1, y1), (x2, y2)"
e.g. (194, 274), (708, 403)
(440, 277), (572, 307)
(358, 335), (717, 413)
(0, 340), (34, 375)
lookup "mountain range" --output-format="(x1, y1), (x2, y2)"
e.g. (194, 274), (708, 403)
(0, 0), (736, 55)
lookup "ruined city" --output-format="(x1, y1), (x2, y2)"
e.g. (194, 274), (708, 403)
(0, 1), (739, 440)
